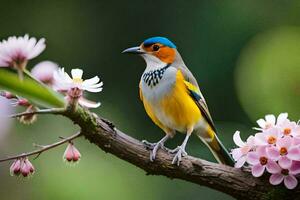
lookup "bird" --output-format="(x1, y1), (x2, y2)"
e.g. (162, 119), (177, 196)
(122, 36), (234, 166)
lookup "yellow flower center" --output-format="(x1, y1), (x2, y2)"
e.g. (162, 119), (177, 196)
(73, 78), (83, 83)
(280, 147), (288, 155)
(283, 128), (291, 135)
(267, 136), (277, 144)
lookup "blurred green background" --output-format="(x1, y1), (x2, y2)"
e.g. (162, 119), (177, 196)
(1, 0), (300, 199)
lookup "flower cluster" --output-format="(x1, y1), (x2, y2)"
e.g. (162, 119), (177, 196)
(10, 157), (35, 177)
(0, 34), (97, 178)
(232, 113), (300, 189)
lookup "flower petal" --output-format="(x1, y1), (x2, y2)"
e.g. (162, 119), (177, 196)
(82, 76), (100, 86)
(266, 160), (281, 174)
(278, 156), (292, 169)
(266, 146), (280, 161)
(256, 119), (266, 128)
(252, 164), (265, 177)
(254, 133), (267, 146)
(284, 175), (298, 189)
(78, 98), (101, 108)
(265, 114), (276, 125)
(277, 136), (292, 148)
(235, 156), (246, 168)
(287, 146), (300, 161)
(277, 113), (288, 125)
(290, 161), (300, 175)
(71, 68), (83, 79)
(231, 148), (243, 161)
(233, 131), (245, 147)
(269, 174), (284, 185)
(247, 152), (260, 165)
(84, 87), (103, 93)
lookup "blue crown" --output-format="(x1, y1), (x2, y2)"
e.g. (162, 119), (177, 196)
(143, 37), (176, 48)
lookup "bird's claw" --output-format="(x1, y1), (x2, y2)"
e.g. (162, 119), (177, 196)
(171, 146), (188, 166)
(142, 140), (167, 162)
(142, 140), (156, 150)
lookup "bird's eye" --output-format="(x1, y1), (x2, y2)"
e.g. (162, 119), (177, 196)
(152, 44), (160, 51)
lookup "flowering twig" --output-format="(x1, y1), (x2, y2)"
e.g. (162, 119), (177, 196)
(0, 132), (81, 163)
(9, 108), (66, 118)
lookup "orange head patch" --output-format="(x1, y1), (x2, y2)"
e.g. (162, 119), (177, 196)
(142, 43), (176, 64)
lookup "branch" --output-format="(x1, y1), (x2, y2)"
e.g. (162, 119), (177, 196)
(61, 106), (299, 200)
(0, 132), (81, 162)
(3, 105), (298, 199)
(9, 108), (65, 118)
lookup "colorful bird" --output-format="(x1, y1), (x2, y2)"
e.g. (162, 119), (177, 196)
(122, 36), (233, 166)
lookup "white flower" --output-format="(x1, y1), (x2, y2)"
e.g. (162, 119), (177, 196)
(0, 34), (45, 68)
(53, 68), (103, 108)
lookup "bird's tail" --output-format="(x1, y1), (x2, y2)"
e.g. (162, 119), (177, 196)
(196, 127), (234, 166)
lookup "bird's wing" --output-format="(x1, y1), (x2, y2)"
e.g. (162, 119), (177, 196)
(178, 67), (217, 132)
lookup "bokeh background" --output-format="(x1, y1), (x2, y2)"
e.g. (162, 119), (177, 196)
(1, 0), (300, 199)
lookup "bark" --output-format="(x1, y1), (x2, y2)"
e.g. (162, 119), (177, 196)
(63, 106), (300, 200)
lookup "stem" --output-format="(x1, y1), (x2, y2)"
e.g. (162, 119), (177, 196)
(23, 69), (44, 84)
(0, 132), (82, 162)
(9, 108), (66, 118)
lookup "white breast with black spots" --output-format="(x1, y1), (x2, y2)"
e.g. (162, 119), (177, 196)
(141, 65), (177, 103)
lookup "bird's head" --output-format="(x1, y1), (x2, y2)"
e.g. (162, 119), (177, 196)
(122, 36), (177, 66)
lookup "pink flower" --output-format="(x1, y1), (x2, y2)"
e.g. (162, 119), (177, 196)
(266, 137), (300, 169)
(231, 131), (255, 168)
(247, 146), (281, 177)
(254, 127), (279, 146)
(63, 143), (81, 163)
(0, 34), (45, 69)
(277, 120), (300, 137)
(10, 158), (35, 177)
(269, 161), (300, 189)
(31, 61), (58, 85)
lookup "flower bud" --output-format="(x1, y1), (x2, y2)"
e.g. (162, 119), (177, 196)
(10, 159), (21, 176)
(20, 158), (35, 177)
(1, 91), (16, 99)
(17, 99), (30, 107)
(63, 143), (81, 163)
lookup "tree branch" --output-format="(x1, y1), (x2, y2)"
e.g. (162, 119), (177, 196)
(0, 132), (81, 162)
(61, 106), (299, 200)
(3, 104), (299, 200)
(9, 108), (65, 118)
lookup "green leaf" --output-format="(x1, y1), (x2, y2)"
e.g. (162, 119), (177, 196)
(0, 69), (66, 108)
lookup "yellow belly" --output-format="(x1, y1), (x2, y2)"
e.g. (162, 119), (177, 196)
(142, 70), (202, 133)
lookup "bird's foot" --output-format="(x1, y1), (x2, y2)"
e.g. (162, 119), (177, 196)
(142, 140), (167, 162)
(170, 146), (188, 166)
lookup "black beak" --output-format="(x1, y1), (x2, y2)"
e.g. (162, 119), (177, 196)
(122, 46), (144, 54)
